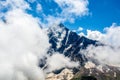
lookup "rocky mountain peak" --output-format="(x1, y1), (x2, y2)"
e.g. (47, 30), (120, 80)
(47, 24), (98, 66)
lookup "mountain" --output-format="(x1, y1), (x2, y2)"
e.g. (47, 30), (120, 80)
(45, 23), (120, 80)
(47, 23), (98, 65)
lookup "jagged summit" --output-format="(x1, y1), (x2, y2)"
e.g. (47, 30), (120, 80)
(47, 23), (98, 65)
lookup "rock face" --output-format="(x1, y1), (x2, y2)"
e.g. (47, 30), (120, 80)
(46, 68), (74, 80)
(47, 23), (98, 65)
(72, 65), (120, 80)
(46, 66), (120, 80)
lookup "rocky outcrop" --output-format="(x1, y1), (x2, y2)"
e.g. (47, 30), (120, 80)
(72, 65), (120, 80)
(46, 68), (74, 80)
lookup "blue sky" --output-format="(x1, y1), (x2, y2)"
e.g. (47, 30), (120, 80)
(0, 0), (120, 33)
(28, 0), (120, 33)
(64, 0), (120, 32)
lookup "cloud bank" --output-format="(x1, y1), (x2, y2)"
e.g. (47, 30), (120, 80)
(81, 23), (120, 67)
(0, 0), (80, 80)
(0, 9), (49, 80)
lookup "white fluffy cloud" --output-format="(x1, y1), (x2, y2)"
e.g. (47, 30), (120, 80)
(54, 0), (89, 16)
(0, 0), (45, 80)
(103, 23), (120, 47)
(86, 30), (105, 41)
(42, 0), (89, 26)
(45, 53), (79, 72)
(0, 8), (50, 80)
(82, 23), (120, 67)
(0, 0), (81, 80)
(0, 0), (89, 26)
(86, 23), (120, 46)
(84, 45), (120, 67)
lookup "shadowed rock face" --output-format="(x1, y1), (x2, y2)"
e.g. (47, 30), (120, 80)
(39, 23), (99, 69)
(47, 23), (98, 65)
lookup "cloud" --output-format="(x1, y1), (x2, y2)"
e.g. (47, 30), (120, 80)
(103, 23), (120, 47)
(54, 0), (89, 23)
(38, 0), (89, 26)
(0, 0), (89, 26)
(86, 29), (105, 41)
(0, 0), (30, 10)
(0, 0), (48, 80)
(0, 0), (30, 19)
(45, 53), (79, 72)
(86, 23), (120, 46)
(0, 8), (50, 80)
(82, 23), (120, 67)
(0, 0), (81, 80)
(54, 0), (89, 16)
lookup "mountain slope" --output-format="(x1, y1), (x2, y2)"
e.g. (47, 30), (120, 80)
(47, 23), (98, 65)
(72, 65), (120, 80)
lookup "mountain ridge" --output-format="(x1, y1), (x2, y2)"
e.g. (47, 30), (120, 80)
(47, 23), (99, 66)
